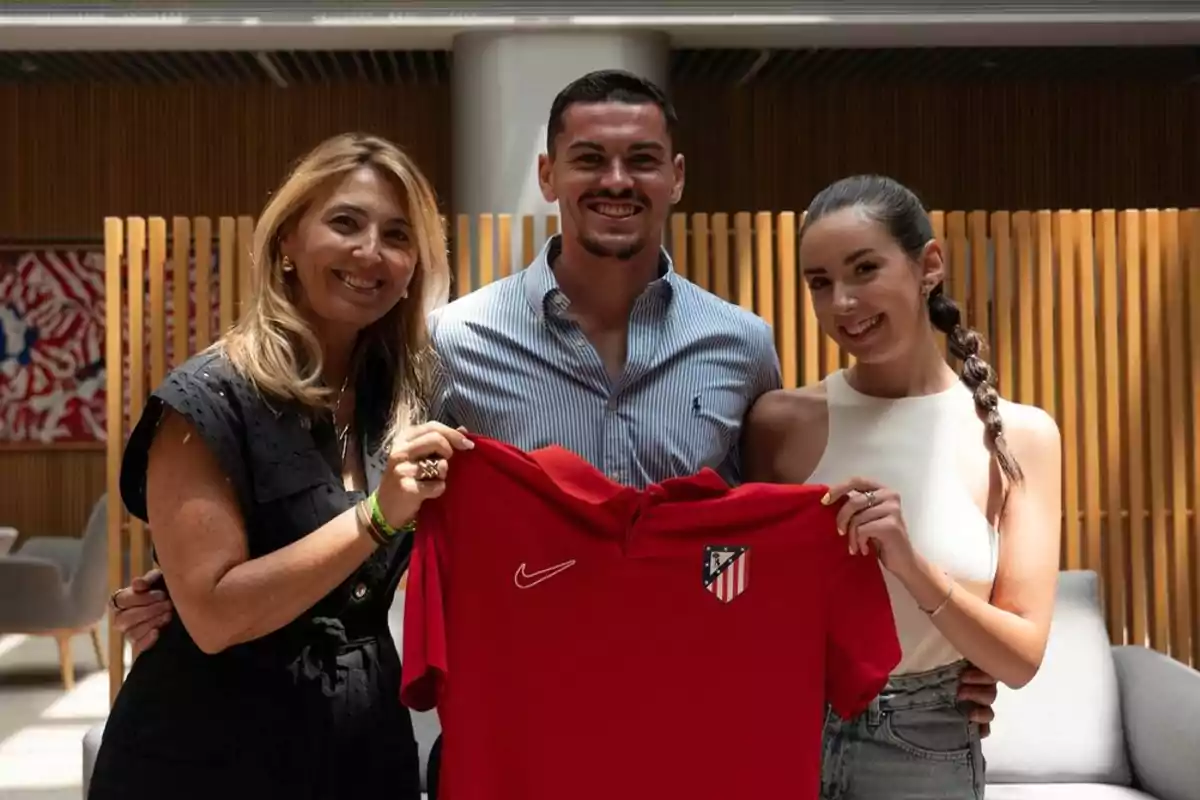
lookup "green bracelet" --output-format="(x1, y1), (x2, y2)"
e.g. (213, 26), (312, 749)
(368, 491), (416, 539)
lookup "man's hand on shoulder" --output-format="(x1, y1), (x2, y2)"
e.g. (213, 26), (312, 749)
(958, 664), (999, 738)
(111, 568), (174, 657)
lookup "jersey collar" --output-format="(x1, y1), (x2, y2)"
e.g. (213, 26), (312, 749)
(514, 439), (732, 508)
(463, 437), (835, 543)
(465, 437), (837, 544)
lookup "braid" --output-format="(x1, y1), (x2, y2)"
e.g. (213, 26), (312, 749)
(926, 284), (1024, 483)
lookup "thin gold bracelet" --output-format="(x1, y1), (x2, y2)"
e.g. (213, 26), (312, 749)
(927, 581), (956, 618)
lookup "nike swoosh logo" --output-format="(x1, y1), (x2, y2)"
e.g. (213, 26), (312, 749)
(513, 559), (577, 589)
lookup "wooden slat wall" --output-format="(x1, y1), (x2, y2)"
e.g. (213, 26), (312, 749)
(0, 444), (104, 546)
(0, 83), (452, 240)
(2, 79), (1196, 240)
(103, 215), (254, 698)
(92, 207), (1200, 697)
(670, 81), (1199, 213)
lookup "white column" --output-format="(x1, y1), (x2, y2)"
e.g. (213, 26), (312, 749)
(451, 29), (671, 222)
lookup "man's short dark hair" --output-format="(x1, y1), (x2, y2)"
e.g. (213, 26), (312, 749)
(546, 69), (679, 156)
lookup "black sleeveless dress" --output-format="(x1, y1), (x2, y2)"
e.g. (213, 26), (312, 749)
(88, 350), (421, 800)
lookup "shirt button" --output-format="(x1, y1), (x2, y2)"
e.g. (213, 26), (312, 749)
(352, 583), (368, 600)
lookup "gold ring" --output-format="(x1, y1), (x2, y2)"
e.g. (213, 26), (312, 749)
(416, 458), (441, 481)
(863, 490), (877, 508)
(110, 589), (124, 611)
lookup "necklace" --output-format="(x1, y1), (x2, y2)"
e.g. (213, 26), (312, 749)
(332, 374), (352, 465)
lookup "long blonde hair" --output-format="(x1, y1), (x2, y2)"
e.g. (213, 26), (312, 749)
(222, 132), (450, 446)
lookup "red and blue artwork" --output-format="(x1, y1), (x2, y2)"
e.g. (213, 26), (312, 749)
(0, 250), (107, 443)
(0, 248), (225, 443)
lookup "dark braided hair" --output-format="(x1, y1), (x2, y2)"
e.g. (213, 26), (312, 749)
(799, 175), (1024, 483)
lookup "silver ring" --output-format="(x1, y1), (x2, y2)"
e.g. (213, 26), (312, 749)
(416, 458), (441, 481)
(862, 489), (878, 508)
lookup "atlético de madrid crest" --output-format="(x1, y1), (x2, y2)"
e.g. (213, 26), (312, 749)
(703, 545), (749, 603)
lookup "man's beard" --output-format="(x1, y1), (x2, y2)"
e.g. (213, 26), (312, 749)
(579, 234), (645, 261)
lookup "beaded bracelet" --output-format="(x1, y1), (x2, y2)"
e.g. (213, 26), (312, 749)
(360, 490), (417, 547)
(369, 491), (398, 539)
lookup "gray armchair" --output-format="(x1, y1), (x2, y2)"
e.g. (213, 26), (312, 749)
(985, 570), (1200, 799)
(0, 494), (110, 689)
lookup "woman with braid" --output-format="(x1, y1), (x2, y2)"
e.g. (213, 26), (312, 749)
(743, 175), (1062, 799)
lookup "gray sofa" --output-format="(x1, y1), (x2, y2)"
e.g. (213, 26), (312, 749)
(983, 570), (1200, 799)
(83, 570), (1200, 798)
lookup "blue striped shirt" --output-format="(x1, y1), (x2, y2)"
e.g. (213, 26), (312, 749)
(428, 235), (782, 488)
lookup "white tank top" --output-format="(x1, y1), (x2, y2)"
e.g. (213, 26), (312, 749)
(806, 369), (999, 675)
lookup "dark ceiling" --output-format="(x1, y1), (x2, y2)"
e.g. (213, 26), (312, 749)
(1, 47), (1197, 86)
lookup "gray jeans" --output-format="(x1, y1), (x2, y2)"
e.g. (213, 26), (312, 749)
(821, 660), (986, 799)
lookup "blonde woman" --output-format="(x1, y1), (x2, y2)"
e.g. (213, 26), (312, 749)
(88, 133), (468, 800)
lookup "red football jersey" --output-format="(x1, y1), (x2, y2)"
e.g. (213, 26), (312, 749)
(402, 436), (900, 800)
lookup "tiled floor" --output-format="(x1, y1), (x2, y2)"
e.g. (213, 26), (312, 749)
(0, 624), (111, 800)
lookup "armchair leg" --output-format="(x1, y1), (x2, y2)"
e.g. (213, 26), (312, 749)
(55, 633), (74, 691)
(90, 625), (106, 669)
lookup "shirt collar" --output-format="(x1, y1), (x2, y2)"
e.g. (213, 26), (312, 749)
(523, 234), (676, 321)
